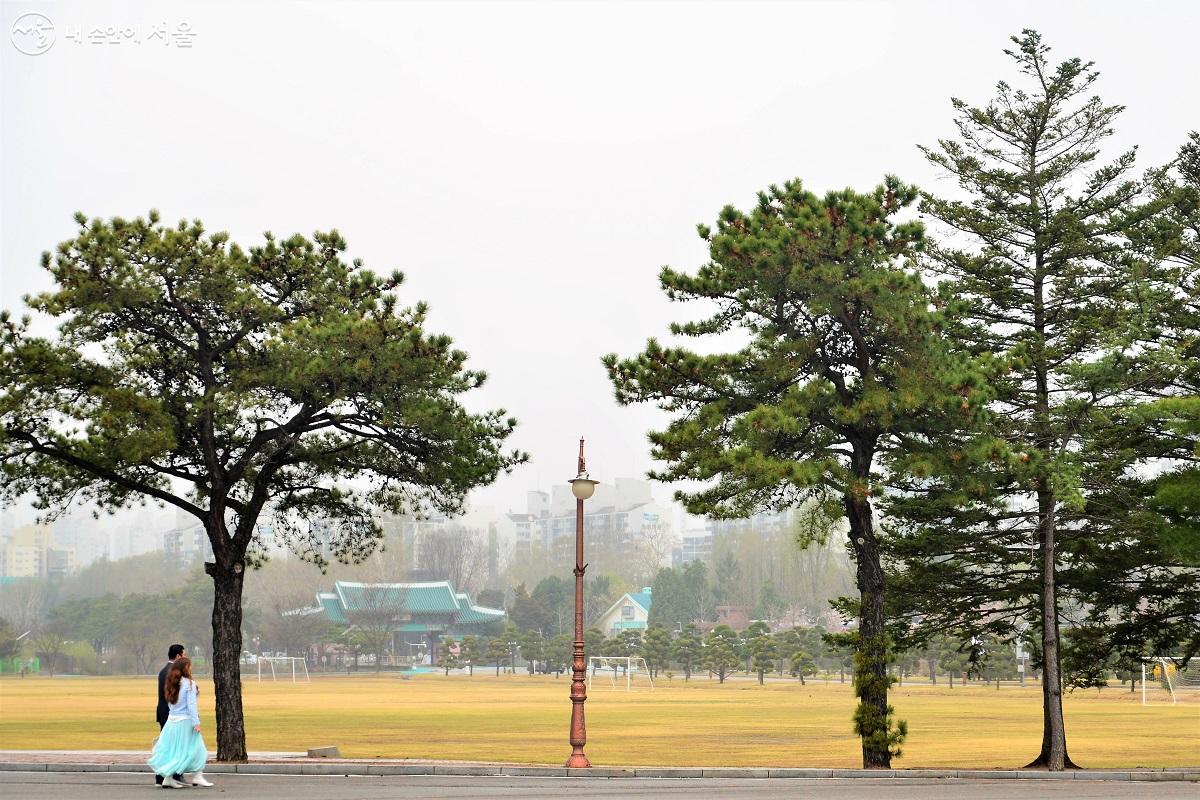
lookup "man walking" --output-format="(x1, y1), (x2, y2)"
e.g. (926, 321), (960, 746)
(156, 644), (186, 787)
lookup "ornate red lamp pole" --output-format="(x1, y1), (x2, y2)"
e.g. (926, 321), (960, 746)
(566, 437), (598, 768)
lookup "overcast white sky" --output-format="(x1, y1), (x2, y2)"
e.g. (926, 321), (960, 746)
(2, 0), (1197, 530)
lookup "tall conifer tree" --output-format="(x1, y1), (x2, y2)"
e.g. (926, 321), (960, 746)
(1075, 132), (1200, 661)
(605, 177), (969, 767)
(884, 31), (1148, 769)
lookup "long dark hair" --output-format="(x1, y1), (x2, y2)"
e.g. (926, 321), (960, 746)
(165, 657), (193, 704)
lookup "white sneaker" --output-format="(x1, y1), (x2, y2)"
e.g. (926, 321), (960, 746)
(183, 771), (214, 787)
(160, 775), (187, 788)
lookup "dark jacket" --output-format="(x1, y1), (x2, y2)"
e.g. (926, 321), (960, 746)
(156, 662), (172, 727)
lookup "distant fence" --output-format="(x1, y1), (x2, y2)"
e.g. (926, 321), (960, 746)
(0, 657), (41, 674)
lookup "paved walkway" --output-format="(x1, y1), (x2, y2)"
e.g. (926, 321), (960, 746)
(0, 751), (1196, 782)
(4, 772), (1200, 799)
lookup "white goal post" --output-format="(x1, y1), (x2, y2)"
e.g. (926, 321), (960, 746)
(1141, 656), (1197, 705)
(588, 656), (654, 691)
(257, 656), (311, 683)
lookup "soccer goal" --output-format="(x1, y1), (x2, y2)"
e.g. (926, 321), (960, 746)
(588, 656), (654, 691)
(1140, 656), (1197, 705)
(257, 656), (311, 683)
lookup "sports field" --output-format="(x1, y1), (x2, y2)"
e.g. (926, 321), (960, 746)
(0, 673), (1196, 768)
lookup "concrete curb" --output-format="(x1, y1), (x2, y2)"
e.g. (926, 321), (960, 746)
(0, 762), (1196, 781)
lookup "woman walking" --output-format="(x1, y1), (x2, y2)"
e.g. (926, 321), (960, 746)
(148, 657), (214, 788)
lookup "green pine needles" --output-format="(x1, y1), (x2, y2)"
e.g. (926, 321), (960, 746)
(851, 633), (907, 760)
(0, 212), (526, 760)
(605, 177), (977, 768)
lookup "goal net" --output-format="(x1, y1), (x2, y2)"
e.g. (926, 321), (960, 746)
(257, 656), (311, 683)
(588, 656), (654, 691)
(1140, 656), (1197, 705)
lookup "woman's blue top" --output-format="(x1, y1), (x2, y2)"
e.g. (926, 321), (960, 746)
(167, 677), (200, 725)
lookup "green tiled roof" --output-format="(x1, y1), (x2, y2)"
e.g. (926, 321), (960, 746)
(612, 620), (648, 630)
(597, 588), (652, 628)
(628, 590), (652, 614)
(335, 581), (461, 614)
(454, 593), (506, 624)
(316, 581), (504, 631)
(317, 592), (347, 624)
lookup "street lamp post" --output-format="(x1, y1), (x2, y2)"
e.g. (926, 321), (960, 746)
(566, 437), (598, 768)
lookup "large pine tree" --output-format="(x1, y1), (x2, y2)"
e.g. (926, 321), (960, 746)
(0, 213), (524, 759)
(1073, 132), (1200, 662)
(605, 177), (971, 767)
(1136, 132), (1200, 565)
(884, 31), (1149, 769)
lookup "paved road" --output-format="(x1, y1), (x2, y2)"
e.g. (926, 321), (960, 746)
(2, 772), (1196, 799)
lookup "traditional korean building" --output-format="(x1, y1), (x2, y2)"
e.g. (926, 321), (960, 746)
(314, 580), (505, 664)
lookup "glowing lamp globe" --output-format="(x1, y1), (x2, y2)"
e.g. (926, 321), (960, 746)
(569, 471), (599, 500)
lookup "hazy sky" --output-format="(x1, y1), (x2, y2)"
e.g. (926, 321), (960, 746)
(2, 0), (1197, 527)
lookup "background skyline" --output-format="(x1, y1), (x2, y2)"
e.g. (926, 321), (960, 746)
(3, 0), (1198, 533)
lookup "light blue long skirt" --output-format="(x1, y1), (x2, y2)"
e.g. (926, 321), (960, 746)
(148, 718), (207, 777)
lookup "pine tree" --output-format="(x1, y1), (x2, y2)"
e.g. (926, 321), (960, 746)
(508, 583), (548, 634)
(547, 633), (572, 676)
(484, 636), (508, 676)
(519, 629), (545, 675)
(0, 213), (524, 759)
(703, 625), (741, 684)
(743, 620), (771, 673)
(641, 626), (673, 678)
(605, 177), (962, 767)
(773, 628), (802, 676)
(790, 650), (818, 684)
(885, 31), (1153, 769)
(438, 636), (463, 676)
(751, 633), (779, 685)
(460, 635), (481, 676)
(1074, 131), (1200, 662)
(672, 623), (702, 681)
(615, 629), (643, 658)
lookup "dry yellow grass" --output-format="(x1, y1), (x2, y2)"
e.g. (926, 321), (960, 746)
(1, 673), (1196, 768)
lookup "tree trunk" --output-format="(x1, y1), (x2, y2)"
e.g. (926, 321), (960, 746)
(207, 560), (247, 762)
(846, 490), (894, 769)
(928, 657), (936, 685)
(1024, 492), (1077, 770)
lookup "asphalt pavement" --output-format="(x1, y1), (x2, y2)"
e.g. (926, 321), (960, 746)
(3, 772), (1197, 799)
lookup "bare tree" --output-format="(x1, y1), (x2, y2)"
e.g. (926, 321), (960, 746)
(115, 594), (176, 673)
(0, 579), (50, 637)
(31, 620), (68, 677)
(634, 519), (675, 586)
(247, 560), (338, 658)
(417, 525), (487, 593)
(343, 582), (398, 671)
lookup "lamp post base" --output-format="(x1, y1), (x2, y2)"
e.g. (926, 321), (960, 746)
(565, 751), (591, 768)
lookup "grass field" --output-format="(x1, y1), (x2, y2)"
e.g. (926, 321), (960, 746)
(1, 673), (1196, 768)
